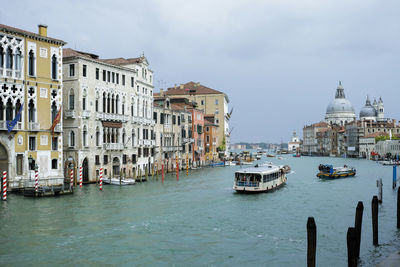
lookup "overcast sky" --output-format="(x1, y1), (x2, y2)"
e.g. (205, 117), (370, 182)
(2, 0), (399, 143)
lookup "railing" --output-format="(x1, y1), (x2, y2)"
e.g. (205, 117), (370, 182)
(82, 110), (90, 118)
(0, 121), (22, 131)
(96, 112), (126, 122)
(161, 146), (183, 152)
(6, 68), (12, 77)
(65, 110), (75, 118)
(54, 124), (62, 132)
(103, 143), (124, 150)
(15, 70), (21, 79)
(235, 181), (260, 187)
(28, 122), (40, 131)
(183, 138), (194, 143)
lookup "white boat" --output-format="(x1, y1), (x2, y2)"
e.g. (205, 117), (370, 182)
(255, 155), (262, 160)
(233, 164), (287, 193)
(226, 161), (237, 166)
(102, 177), (136, 185)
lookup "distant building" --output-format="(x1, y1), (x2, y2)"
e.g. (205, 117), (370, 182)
(375, 139), (400, 159)
(204, 114), (218, 162)
(359, 132), (387, 159)
(301, 122), (329, 155)
(288, 130), (300, 152)
(325, 81), (356, 126)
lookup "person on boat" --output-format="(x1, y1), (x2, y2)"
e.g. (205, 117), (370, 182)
(344, 164), (347, 168)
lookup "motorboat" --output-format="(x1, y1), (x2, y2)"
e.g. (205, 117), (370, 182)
(102, 177), (136, 185)
(233, 163), (287, 193)
(317, 164), (356, 179)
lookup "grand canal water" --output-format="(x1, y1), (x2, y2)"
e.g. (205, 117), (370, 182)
(1, 154), (400, 266)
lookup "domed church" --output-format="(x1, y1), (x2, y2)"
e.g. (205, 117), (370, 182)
(325, 81), (356, 126)
(360, 96), (384, 122)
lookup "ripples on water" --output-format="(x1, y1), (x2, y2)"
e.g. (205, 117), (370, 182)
(1, 155), (400, 266)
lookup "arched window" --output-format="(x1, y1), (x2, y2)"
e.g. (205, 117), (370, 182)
(51, 54), (57, 80)
(0, 46), (4, 67)
(6, 99), (13, 121)
(136, 100), (139, 117)
(142, 100), (145, 117)
(116, 95), (119, 114)
(15, 99), (22, 122)
(15, 48), (22, 72)
(0, 98), (4, 120)
(132, 130), (135, 147)
(28, 99), (35, 122)
(111, 94), (115, 113)
(70, 131), (75, 147)
(107, 93), (111, 113)
(103, 92), (106, 112)
(122, 103), (125, 115)
(131, 98), (134, 116)
(122, 129), (126, 145)
(28, 50), (35, 76)
(82, 89), (87, 110)
(69, 88), (74, 110)
(6, 47), (13, 69)
(95, 99), (99, 112)
(83, 126), (88, 147)
(51, 101), (57, 121)
(96, 127), (100, 146)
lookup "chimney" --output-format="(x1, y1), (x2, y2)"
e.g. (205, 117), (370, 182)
(38, 24), (48, 37)
(196, 82), (200, 86)
(160, 89), (164, 97)
(174, 84), (177, 89)
(180, 84), (184, 89)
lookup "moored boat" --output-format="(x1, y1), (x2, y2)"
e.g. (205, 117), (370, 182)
(103, 177), (136, 185)
(233, 164), (287, 193)
(317, 164), (356, 179)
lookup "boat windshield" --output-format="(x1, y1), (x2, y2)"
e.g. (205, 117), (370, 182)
(235, 173), (262, 182)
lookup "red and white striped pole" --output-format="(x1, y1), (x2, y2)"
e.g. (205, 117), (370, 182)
(79, 166), (83, 188)
(99, 168), (103, 191)
(161, 162), (164, 184)
(2, 171), (7, 201)
(70, 168), (74, 189)
(34, 170), (39, 192)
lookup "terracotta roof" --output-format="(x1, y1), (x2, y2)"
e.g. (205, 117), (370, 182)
(0, 24), (66, 45)
(363, 132), (389, 138)
(166, 81), (223, 96)
(100, 57), (144, 66)
(313, 122), (329, 127)
(63, 48), (99, 59)
(204, 114), (215, 118)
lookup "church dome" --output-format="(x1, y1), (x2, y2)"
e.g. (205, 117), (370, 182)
(326, 98), (355, 114)
(325, 81), (356, 125)
(360, 96), (377, 118)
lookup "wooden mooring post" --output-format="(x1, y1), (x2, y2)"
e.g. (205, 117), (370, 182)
(397, 187), (400, 229)
(307, 217), (316, 267)
(347, 227), (357, 267)
(376, 178), (383, 203)
(371, 196), (379, 246)
(354, 201), (364, 259)
(393, 166), (397, 189)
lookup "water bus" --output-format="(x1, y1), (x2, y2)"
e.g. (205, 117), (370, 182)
(233, 164), (287, 193)
(317, 164), (356, 179)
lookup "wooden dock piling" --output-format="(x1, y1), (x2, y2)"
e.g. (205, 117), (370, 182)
(372, 196), (379, 246)
(307, 217), (316, 267)
(377, 179), (383, 203)
(397, 187), (400, 229)
(347, 227), (357, 267)
(354, 201), (364, 258)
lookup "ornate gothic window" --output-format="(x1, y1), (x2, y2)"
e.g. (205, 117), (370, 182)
(0, 46), (4, 67)
(83, 126), (88, 147)
(82, 89), (87, 110)
(70, 131), (75, 147)
(115, 95), (119, 114)
(15, 48), (22, 71)
(0, 99), (4, 120)
(96, 127), (100, 146)
(28, 99), (35, 122)
(6, 47), (13, 69)
(103, 92), (106, 112)
(15, 99), (21, 122)
(6, 99), (13, 121)
(51, 101), (57, 121)
(51, 54), (57, 80)
(28, 50), (35, 76)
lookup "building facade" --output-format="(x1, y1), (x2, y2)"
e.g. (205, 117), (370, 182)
(62, 49), (155, 182)
(204, 114), (218, 162)
(165, 82), (230, 157)
(0, 24), (65, 189)
(325, 82), (356, 126)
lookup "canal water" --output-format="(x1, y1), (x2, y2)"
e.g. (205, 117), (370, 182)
(1, 154), (400, 266)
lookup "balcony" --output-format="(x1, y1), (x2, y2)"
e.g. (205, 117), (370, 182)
(65, 110), (76, 118)
(143, 140), (155, 146)
(183, 138), (194, 143)
(0, 121), (22, 131)
(131, 116), (141, 124)
(103, 143), (124, 150)
(54, 124), (62, 132)
(6, 68), (12, 77)
(96, 112), (126, 122)
(161, 146), (183, 152)
(28, 122), (40, 131)
(82, 110), (90, 118)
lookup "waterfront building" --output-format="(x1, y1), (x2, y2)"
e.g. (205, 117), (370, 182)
(204, 114), (218, 163)
(0, 24), (65, 189)
(359, 132), (386, 159)
(288, 130), (300, 153)
(153, 93), (193, 172)
(301, 122), (329, 155)
(325, 81), (356, 126)
(345, 121), (359, 157)
(165, 82), (230, 157)
(375, 139), (400, 159)
(62, 49), (155, 182)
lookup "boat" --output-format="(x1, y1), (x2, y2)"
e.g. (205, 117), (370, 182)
(378, 160), (400, 166)
(233, 164), (287, 193)
(266, 154), (275, 158)
(255, 155), (262, 160)
(317, 164), (356, 179)
(207, 162), (225, 167)
(292, 153), (301, 157)
(225, 161), (237, 166)
(103, 177), (136, 185)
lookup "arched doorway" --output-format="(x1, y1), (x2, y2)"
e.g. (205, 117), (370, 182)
(82, 157), (89, 183)
(112, 157), (120, 177)
(0, 143), (9, 192)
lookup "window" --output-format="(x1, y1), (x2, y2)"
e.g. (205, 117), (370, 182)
(206, 126), (209, 132)
(201, 100), (204, 105)
(123, 154), (127, 164)
(83, 64), (87, 77)
(69, 64), (75, 76)
(96, 68), (99, 80)
(116, 73), (119, 84)
(28, 50), (35, 76)
(122, 75), (125, 85)
(153, 112), (157, 123)
(82, 95), (86, 110)
(104, 155), (108, 164)
(112, 72), (115, 83)
(137, 85), (139, 92)
(206, 135), (210, 143)
(173, 115), (176, 124)
(52, 137), (58, 151)
(96, 128), (100, 146)
(215, 109), (219, 114)
(160, 113), (165, 124)
(95, 99), (99, 112)
(29, 136), (36, 151)
(95, 155), (100, 165)
(52, 159), (58, 169)
(83, 126), (88, 147)
(70, 131), (75, 147)
(131, 77), (134, 87)
(107, 71), (110, 82)
(16, 154), (23, 175)
(51, 55), (57, 80)
(0, 47), (3, 69)
(103, 70), (106, 81)
(178, 116), (181, 125)
(28, 99), (35, 122)
(69, 89), (75, 110)
(215, 99), (219, 105)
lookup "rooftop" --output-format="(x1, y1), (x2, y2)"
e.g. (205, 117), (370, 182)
(0, 23), (66, 45)
(166, 82), (224, 96)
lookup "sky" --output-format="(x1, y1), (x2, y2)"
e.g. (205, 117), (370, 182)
(1, 0), (399, 143)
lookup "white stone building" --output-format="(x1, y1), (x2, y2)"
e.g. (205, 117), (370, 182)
(325, 81), (356, 126)
(62, 49), (155, 182)
(288, 130), (300, 152)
